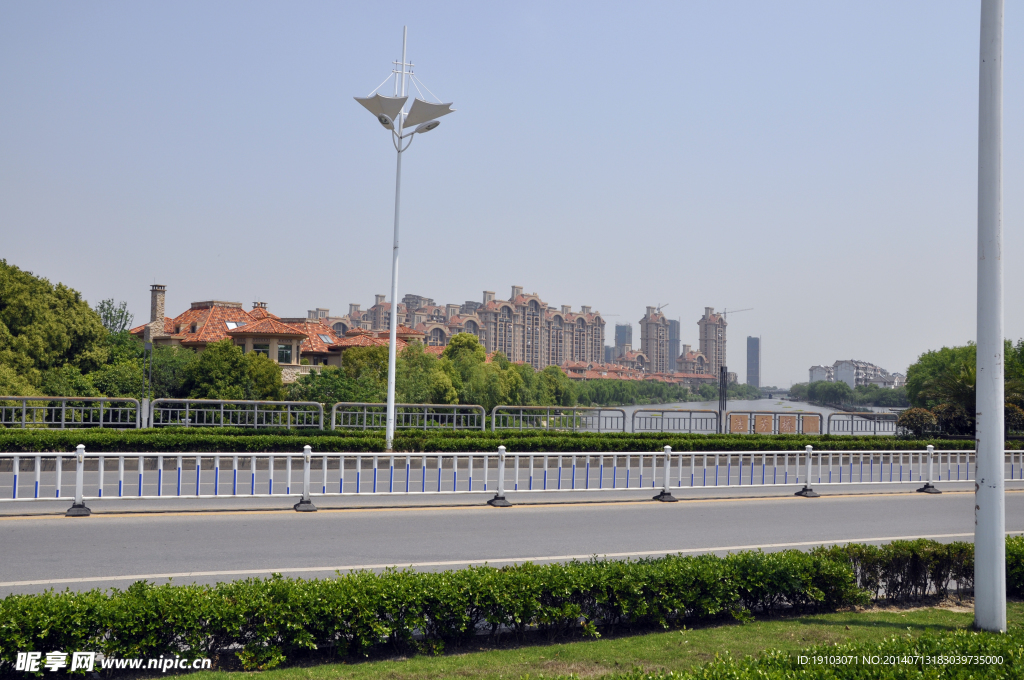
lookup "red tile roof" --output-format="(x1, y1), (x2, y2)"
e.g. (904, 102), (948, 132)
(226, 318), (306, 337)
(294, 321), (344, 354)
(248, 306), (281, 321)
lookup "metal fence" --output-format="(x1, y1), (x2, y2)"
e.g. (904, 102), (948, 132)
(0, 397), (140, 429)
(330, 403), (487, 431)
(725, 411), (822, 435)
(491, 406), (626, 432)
(631, 409), (719, 434)
(827, 412), (898, 435)
(2, 446), (1019, 514)
(149, 399), (324, 429)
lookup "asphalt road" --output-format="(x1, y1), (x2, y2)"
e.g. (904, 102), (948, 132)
(2, 487), (1022, 596)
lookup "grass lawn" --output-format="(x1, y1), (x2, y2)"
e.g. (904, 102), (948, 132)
(192, 601), (1023, 680)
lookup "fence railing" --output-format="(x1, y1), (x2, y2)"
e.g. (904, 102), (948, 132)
(491, 406), (626, 432)
(2, 446), (1018, 514)
(827, 412), (898, 436)
(0, 397), (140, 429)
(631, 409), (719, 434)
(330, 403), (487, 431)
(149, 399), (324, 429)
(725, 411), (822, 435)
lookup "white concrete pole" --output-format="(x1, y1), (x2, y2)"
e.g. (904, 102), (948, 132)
(385, 26), (408, 453)
(488, 445), (511, 506)
(294, 445), (316, 512)
(975, 0), (1005, 633)
(66, 444), (91, 516)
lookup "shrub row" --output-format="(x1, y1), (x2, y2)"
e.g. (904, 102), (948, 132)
(2, 538), (1021, 675)
(572, 627), (1024, 679)
(0, 428), (978, 453)
(815, 536), (1024, 600)
(0, 550), (864, 674)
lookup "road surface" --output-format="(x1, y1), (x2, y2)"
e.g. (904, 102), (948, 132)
(2, 486), (1021, 596)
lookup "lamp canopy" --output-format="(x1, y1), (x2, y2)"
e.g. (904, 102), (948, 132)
(403, 98), (455, 128)
(354, 94), (408, 125)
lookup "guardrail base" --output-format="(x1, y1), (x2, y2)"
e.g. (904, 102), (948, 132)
(916, 483), (941, 494)
(293, 499), (317, 512)
(794, 486), (819, 498)
(487, 495), (512, 507)
(652, 491), (678, 502)
(65, 503), (91, 517)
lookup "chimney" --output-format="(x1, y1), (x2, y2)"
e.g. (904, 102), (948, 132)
(561, 305), (571, 314)
(511, 285), (523, 299)
(646, 306), (656, 317)
(705, 307), (714, 317)
(150, 285), (166, 323)
(375, 294), (386, 306)
(446, 304), (460, 319)
(252, 301), (267, 310)
(349, 303), (361, 316)
(580, 305), (591, 314)
(483, 291), (495, 304)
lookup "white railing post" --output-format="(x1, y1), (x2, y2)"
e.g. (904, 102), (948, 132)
(66, 444), (91, 516)
(918, 444), (941, 494)
(294, 445), (316, 512)
(653, 446), (677, 502)
(488, 445), (511, 507)
(795, 445), (819, 497)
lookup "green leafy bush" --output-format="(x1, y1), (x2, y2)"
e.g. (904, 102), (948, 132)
(896, 408), (937, 437)
(1, 537), (1021, 675)
(0, 550), (861, 674)
(811, 539), (976, 601)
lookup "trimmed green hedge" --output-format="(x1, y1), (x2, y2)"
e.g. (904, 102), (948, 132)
(0, 550), (864, 674)
(2, 538), (1022, 675)
(0, 427), (978, 453)
(572, 627), (1024, 679)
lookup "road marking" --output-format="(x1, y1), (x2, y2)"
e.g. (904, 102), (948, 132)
(2, 487), (1011, 522)
(2, 531), (1021, 588)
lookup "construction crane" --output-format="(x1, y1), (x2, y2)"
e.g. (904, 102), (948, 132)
(720, 307), (753, 319)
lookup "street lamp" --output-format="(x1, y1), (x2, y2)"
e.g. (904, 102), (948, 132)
(355, 26), (454, 452)
(975, 0), (1005, 633)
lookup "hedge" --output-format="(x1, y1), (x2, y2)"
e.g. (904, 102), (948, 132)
(1, 537), (1021, 675)
(570, 627), (1024, 679)
(0, 428), (980, 453)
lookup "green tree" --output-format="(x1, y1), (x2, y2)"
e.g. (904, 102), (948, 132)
(150, 345), (195, 399)
(183, 340), (283, 400)
(40, 365), (99, 397)
(789, 383), (810, 401)
(697, 384), (717, 401)
(906, 344), (976, 407)
(0, 260), (108, 383)
(95, 299), (134, 334)
(288, 366), (379, 405)
(809, 380), (853, 406)
(395, 343), (458, 404)
(90, 361), (146, 399)
(0, 364), (39, 396)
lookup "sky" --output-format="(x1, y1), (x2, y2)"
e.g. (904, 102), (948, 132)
(1, 1), (1021, 387)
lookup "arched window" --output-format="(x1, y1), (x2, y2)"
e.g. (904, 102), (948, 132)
(428, 328), (447, 346)
(464, 320), (479, 336)
(333, 322), (348, 335)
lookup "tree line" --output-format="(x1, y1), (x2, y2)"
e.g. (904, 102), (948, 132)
(0, 261), (712, 410)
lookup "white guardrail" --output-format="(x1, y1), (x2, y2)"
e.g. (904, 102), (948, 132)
(1, 447), (1021, 515)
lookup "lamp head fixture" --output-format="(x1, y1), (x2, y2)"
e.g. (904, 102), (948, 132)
(377, 113), (395, 130)
(414, 120), (440, 134)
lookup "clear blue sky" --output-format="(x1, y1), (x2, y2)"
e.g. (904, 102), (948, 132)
(1, 1), (1020, 386)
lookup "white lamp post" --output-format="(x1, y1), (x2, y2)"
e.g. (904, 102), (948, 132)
(355, 27), (454, 452)
(975, 0), (1005, 633)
